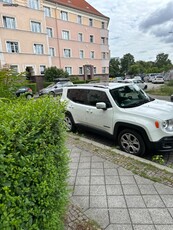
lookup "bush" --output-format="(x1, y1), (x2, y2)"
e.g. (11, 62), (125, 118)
(0, 69), (27, 99)
(44, 67), (69, 82)
(0, 97), (69, 229)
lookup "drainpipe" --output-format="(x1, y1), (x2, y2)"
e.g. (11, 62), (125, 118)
(55, 4), (62, 68)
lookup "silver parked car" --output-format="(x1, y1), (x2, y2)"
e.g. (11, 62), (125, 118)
(39, 79), (73, 96)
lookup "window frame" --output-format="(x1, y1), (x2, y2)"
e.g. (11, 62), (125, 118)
(31, 21), (41, 33)
(61, 11), (68, 21)
(47, 27), (53, 37)
(33, 44), (44, 54)
(62, 30), (70, 40)
(28, 0), (39, 10)
(3, 16), (16, 29)
(43, 6), (51, 17)
(63, 49), (71, 58)
(6, 41), (19, 53)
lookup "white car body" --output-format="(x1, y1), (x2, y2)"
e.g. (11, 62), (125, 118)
(122, 79), (147, 90)
(61, 83), (173, 155)
(152, 75), (164, 84)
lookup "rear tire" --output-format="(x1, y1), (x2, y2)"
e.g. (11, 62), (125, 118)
(65, 114), (76, 132)
(118, 129), (145, 156)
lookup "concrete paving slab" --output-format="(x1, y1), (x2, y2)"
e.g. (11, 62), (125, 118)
(66, 137), (173, 229)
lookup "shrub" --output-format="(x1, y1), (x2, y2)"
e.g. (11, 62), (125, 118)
(0, 97), (69, 229)
(0, 69), (27, 99)
(44, 67), (69, 82)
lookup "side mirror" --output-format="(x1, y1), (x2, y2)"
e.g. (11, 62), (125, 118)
(96, 102), (107, 110)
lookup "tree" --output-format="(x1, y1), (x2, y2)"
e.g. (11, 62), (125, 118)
(155, 53), (172, 72)
(44, 67), (69, 82)
(109, 58), (120, 77)
(0, 69), (26, 99)
(120, 53), (135, 75)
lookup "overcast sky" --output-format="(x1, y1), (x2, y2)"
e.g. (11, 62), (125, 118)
(87, 0), (173, 62)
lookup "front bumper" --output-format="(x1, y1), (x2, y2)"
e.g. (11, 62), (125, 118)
(151, 136), (173, 152)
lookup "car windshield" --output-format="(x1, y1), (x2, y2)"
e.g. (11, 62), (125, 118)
(110, 84), (152, 108)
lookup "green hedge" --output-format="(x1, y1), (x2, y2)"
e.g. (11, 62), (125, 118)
(0, 97), (69, 229)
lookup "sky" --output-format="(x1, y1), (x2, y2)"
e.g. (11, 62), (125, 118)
(87, 0), (173, 62)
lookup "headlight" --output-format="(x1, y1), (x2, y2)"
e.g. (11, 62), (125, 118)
(162, 119), (173, 132)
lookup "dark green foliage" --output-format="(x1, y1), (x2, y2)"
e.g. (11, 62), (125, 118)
(44, 67), (69, 82)
(0, 97), (69, 229)
(0, 69), (27, 99)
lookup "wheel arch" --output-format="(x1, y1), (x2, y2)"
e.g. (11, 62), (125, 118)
(113, 122), (150, 149)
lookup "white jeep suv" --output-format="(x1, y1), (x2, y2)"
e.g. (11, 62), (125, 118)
(61, 83), (173, 156)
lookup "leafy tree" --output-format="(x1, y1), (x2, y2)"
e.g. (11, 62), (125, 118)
(44, 67), (69, 82)
(0, 69), (26, 99)
(120, 53), (135, 75)
(109, 58), (120, 77)
(155, 53), (172, 72)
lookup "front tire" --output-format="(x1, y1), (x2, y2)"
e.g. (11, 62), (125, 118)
(65, 114), (76, 132)
(118, 129), (145, 156)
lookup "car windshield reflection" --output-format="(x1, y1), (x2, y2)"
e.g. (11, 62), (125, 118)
(110, 85), (152, 108)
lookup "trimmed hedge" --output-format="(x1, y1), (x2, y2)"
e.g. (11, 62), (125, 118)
(0, 97), (69, 229)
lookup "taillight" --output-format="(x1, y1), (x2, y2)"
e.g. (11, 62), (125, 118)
(28, 88), (32, 92)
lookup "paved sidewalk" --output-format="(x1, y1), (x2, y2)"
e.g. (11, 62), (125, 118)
(65, 135), (173, 230)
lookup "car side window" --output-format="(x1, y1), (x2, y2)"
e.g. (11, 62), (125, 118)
(87, 90), (112, 108)
(67, 89), (88, 104)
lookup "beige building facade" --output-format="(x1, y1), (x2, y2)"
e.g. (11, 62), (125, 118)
(0, 0), (110, 79)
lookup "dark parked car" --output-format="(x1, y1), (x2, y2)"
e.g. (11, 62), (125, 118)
(171, 94), (173, 102)
(16, 87), (33, 99)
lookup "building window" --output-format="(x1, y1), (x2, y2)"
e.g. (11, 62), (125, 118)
(78, 33), (83, 42)
(101, 37), (105, 44)
(94, 67), (96, 74)
(10, 65), (18, 73)
(6, 41), (19, 53)
(61, 11), (68, 21)
(49, 47), (55, 57)
(79, 50), (84, 59)
(47, 28), (53, 37)
(34, 44), (43, 54)
(65, 67), (72, 75)
(29, 0), (39, 10)
(31, 21), (41, 33)
(62, 30), (69, 40)
(40, 65), (46, 74)
(102, 67), (106, 74)
(3, 16), (16, 29)
(2, 0), (12, 3)
(89, 18), (93, 26)
(44, 6), (51, 17)
(101, 22), (105, 29)
(102, 52), (106, 59)
(79, 67), (83, 75)
(63, 49), (71, 58)
(90, 35), (94, 43)
(77, 15), (82, 24)
(90, 51), (94, 59)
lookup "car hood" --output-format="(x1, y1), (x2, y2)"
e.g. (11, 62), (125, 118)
(128, 99), (173, 120)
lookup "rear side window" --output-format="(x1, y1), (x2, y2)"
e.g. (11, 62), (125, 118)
(67, 88), (112, 108)
(67, 89), (88, 104)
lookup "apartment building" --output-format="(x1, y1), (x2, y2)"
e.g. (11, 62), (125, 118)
(0, 0), (110, 79)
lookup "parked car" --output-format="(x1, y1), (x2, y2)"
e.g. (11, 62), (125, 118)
(61, 82), (173, 156)
(171, 94), (173, 102)
(16, 86), (33, 99)
(39, 80), (73, 96)
(122, 79), (147, 90)
(152, 75), (164, 84)
(134, 76), (142, 81)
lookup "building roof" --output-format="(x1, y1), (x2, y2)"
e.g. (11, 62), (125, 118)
(48, 0), (109, 19)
